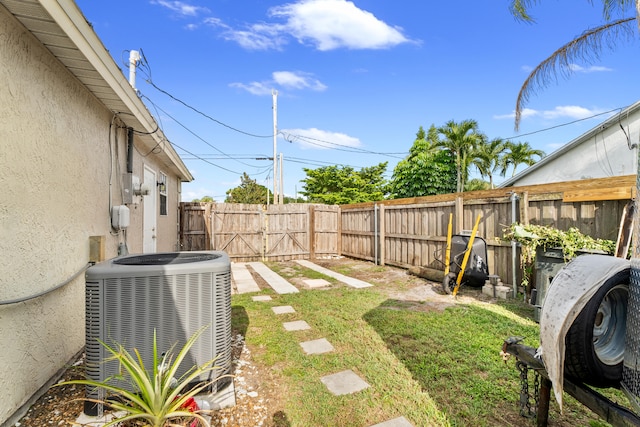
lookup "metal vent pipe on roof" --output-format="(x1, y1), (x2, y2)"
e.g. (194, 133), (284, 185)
(129, 50), (140, 90)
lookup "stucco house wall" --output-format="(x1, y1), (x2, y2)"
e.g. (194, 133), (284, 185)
(0, 2), (192, 424)
(500, 103), (640, 188)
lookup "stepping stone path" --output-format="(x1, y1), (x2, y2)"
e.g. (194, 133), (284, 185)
(231, 262), (261, 294)
(282, 320), (311, 331)
(272, 305), (296, 314)
(248, 262), (299, 294)
(295, 259), (373, 288)
(370, 417), (414, 427)
(248, 260), (413, 426)
(302, 278), (331, 289)
(300, 338), (334, 355)
(320, 370), (370, 396)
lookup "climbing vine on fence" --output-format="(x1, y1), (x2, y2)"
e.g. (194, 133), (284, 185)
(499, 223), (616, 287)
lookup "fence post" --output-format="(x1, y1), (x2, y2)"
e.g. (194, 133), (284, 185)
(207, 203), (213, 250)
(309, 204), (316, 259)
(520, 191), (529, 225)
(337, 206), (342, 257)
(379, 203), (385, 266)
(262, 205), (267, 261)
(455, 196), (464, 232)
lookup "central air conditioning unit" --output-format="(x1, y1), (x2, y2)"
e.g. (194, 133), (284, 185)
(84, 251), (232, 416)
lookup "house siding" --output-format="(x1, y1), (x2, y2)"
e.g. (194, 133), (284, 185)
(501, 106), (640, 187)
(0, 5), (185, 423)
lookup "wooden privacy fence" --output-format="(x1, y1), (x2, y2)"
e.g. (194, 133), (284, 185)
(179, 175), (635, 284)
(341, 175), (635, 286)
(179, 203), (340, 262)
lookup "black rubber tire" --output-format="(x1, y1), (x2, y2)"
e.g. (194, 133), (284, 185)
(442, 272), (457, 294)
(564, 268), (630, 388)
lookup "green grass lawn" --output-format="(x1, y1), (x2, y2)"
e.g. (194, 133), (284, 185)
(230, 261), (625, 427)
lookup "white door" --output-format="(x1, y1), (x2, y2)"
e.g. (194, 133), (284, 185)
(143, 166), (157, 253)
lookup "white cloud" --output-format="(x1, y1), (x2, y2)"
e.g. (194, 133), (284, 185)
(151, 0), (208, 17)
(230, 71), (327, 95)
(273, 71), (327, 91)
(220, 0), (412, 51)
(223, 28), (288, 50)
(494, 105), (606, 121)
(567, 63), (613, 73)
(520, 64), (612, 75)
(229, 81), (273, 96)
(280, 128), (361, 149)
(269, 0), (410, 50)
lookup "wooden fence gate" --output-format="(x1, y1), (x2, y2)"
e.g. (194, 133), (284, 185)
(179, 203), (340, 262)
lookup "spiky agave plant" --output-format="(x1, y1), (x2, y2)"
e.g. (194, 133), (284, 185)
(58, 325), (226, 427)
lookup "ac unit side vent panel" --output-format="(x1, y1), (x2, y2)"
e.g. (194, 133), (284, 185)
(84, 252), (232, 416)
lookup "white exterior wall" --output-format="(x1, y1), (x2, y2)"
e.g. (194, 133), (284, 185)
(0, 7), (183, 424)
(507, 116), (639, 187)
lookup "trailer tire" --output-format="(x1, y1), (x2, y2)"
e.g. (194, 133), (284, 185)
(564, 269), (629, 388)
(442, 272), (457, 294)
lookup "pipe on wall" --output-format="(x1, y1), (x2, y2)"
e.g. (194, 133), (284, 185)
(127, 127), (133, 174)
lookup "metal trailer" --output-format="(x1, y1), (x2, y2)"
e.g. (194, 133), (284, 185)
(503, 199), (640, 427)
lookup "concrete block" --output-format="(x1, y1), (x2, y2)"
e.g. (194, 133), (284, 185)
(320, 370), (370, 396)
(482, 284), (495, 297)
(494, 285), (512, 299)
(272, 305), (296, 314)
(283, 320), (311, 331)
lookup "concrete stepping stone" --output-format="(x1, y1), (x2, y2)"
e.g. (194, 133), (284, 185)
(252, 295), (272, 302)
(231, 262), (261, 294)
(248, 262), (299, 294)
(369, 417), (414, 427)
(295, 260), (373, 288)
(272, 305), (296, 314)
(302, 278), (331, 289)
(283, 320), (311, 331)
(320, 369), (370, 396)
(300, 338), (334, 355)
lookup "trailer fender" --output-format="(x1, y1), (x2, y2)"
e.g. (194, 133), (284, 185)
(539, 254), (630, 411)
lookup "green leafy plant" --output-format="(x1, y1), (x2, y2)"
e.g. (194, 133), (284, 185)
(58, 326), (225, 427)
(500, 223), (615, 287)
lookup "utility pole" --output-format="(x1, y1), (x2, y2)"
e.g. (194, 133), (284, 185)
(272, 89), (278, 204)
(279, 153), (284, 204)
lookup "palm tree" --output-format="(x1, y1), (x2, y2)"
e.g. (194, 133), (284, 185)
(437, 119), (484, 192)
(501, 141), (545, 177)
(472, 137), (508, 189)
(509, 1), (639, 130)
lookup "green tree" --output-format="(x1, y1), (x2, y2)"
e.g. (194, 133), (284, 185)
(510, 1), (638, 130)
(225, 172), (272, 204)
(192, 195), (214, 202)
(472, 137), (508, 189)
(388, 126), (457, 198)
(501, 141), (545, 177)
(465, 178), (491, 191)
(300, 163), (388, 205)
(437, 120), (484, 192)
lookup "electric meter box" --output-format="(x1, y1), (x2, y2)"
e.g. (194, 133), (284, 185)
(111, 205), (130, 230)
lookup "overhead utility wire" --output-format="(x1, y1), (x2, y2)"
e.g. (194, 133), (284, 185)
(169, 141), (244, 174)
(133, 49), (271, 139)
(145, 79), (273, 139)
(141, 94), (267, 169)
(282, 132), (406, 159)
(504, 106), (628, 139)
(285, 156), (365, 169)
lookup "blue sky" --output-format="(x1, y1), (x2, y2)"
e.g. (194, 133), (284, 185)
(75, 0), (640, 201)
